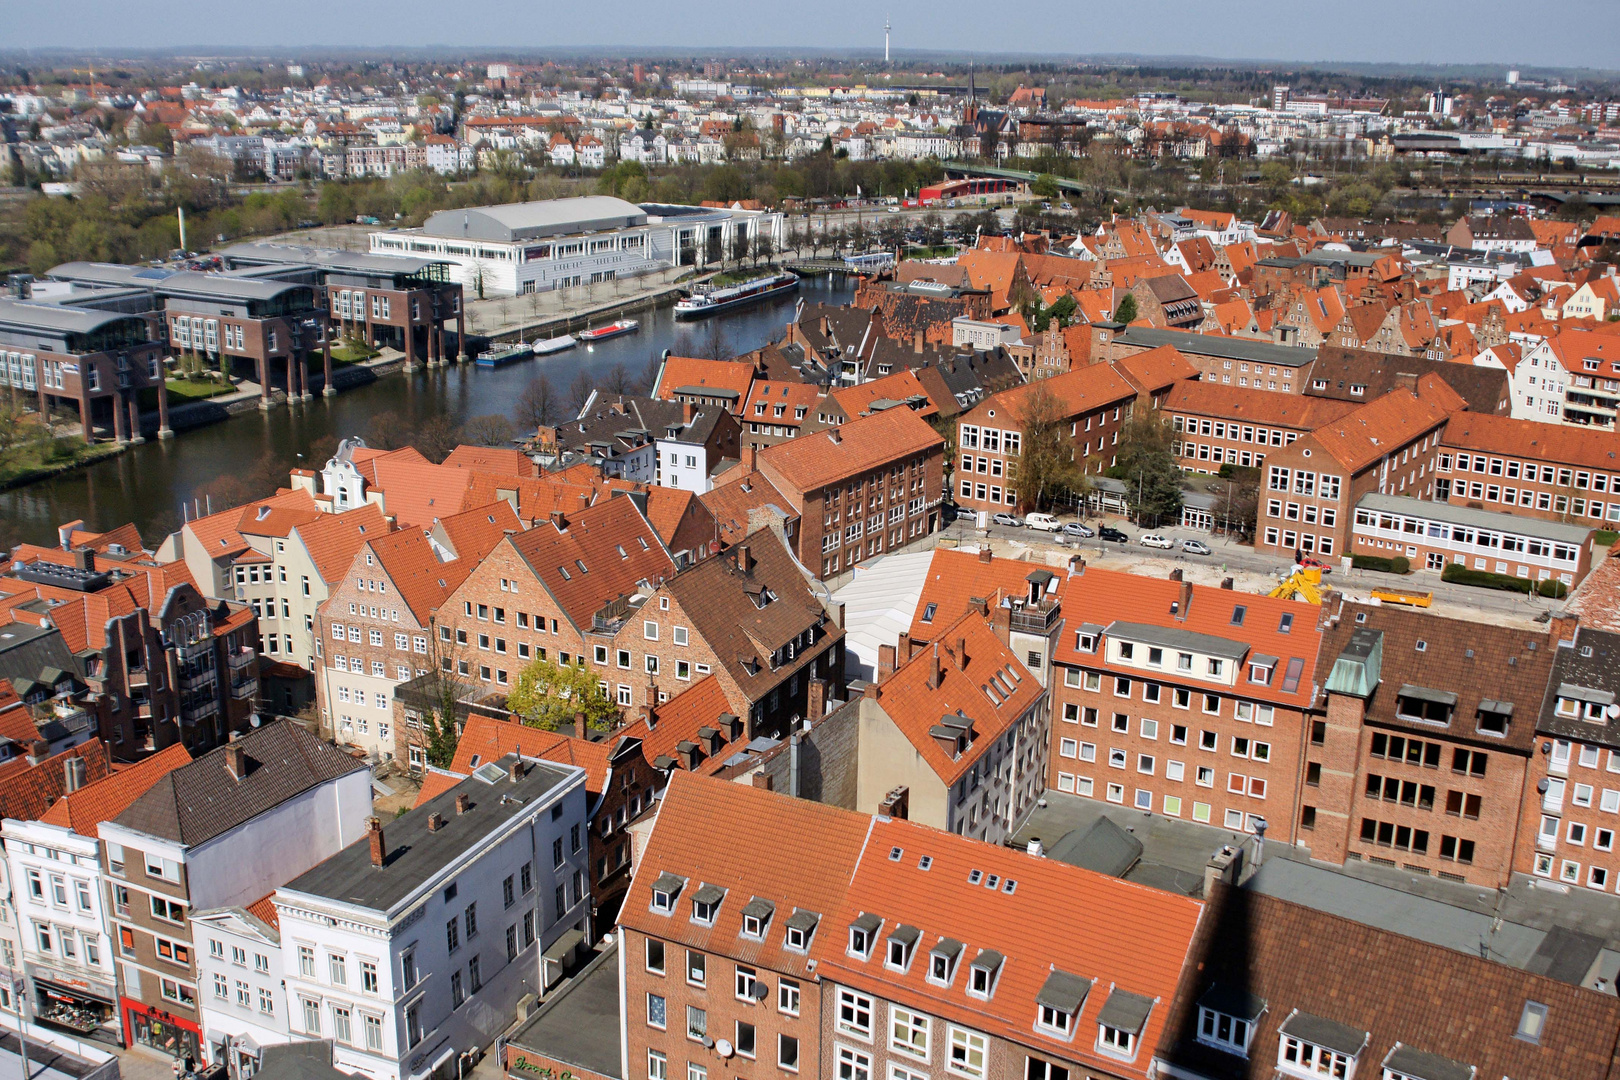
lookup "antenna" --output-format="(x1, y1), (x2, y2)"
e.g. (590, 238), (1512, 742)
(884, 15), (891, 65)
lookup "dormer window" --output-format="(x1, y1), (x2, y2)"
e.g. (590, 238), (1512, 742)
(1395, 685), (1456, 726)
(886, 925), (920, 972)
(1035, 970), (1092, 1041)
(1076, 631), (1098, 653)
(1096, 988), (1153, 1062)
(967, 949), (1003, 999)
(690, 884), (725, 926)
(649, 872), (684, 915)
(740, 897), (774, 940)
(1277, 1010), (1367, 1079)
(1556, 684), (1615, 723)
(1117, 642), (1135, 661)
(1476, 699), (1513, 736)
(1196, 984), (1265, 1058)
(784, 910), (819, 952)
(848, 913), (882, 959)
(929, 938), (963, 985)
(1381, 1045), (1473, 1080)
(1248, 655), (1277, 685)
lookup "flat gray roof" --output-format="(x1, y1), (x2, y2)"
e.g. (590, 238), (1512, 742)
(281, 754), (577, 914)
(1116, 326), (1318, 368)
(1356, 492), (1595, 545)
(48, 262), (308, 302)
(221, 241), (446, 276)
(421, 196), (647, 243)
(0, 297), (147, 335)
(1106, 620), (1252, 660)
(507, 944), (624, 1080)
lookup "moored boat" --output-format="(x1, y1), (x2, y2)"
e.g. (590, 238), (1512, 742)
(675, 272), (800, 319)
(532, 334), (577, 355)
(578, 319), (639, 343)
(474, 341), (535, 367)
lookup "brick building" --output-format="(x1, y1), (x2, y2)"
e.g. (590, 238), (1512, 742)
(1438, 411), (1620, 529)
(1349, 493), (1595, 586)
(1164, 382), (1357, 475)
(1255, 377), (1462, 560)
(954, 364), (1134, 516)
(1049, 566), (1321, 842)
(1307, 598), (1555, 887)
(752, 408), (945, 579)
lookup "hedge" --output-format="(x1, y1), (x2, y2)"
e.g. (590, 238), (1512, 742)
(1441, 563), (1531, 594)
(1352, 554), (1409, 574)
(1538, 579), (1569, 599)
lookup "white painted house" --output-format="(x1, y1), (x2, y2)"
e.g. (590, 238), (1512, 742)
(273, 755), (591, 1080)
(193, 902), (286, 1079)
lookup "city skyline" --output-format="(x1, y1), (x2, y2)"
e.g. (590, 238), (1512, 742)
(3, 0), (1615, 71)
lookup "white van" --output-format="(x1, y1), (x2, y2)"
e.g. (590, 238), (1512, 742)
(1025, 513), (1062, 532)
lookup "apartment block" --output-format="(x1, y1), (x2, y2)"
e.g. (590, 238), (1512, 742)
(99, 722), (371, 1060)
(192, 898), (285, 1078)
(953, 364), (1133, 517)
(274, 754), (590, 1080)
(1308, 598), (1554, 887)
(1048, 567), (1321, 844)
(754, 407), (946, 579)
(1438, 411), (1620, 529)
(1163, 382), (1356, 475)
(1349, 493), (1594, 586)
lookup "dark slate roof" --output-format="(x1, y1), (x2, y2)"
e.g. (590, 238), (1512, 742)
(1382, 1045), (1475, 1080)
(253, 1041), (354, 1080)
(1046, 816), (1143, 877)
(1537, 630), (1620, 750)
(0, 622), (85, 688)
(506, 943), (624, 1080)
(114, 719), (365, 847)
(1317, 598), (1555, 753)
(1279, 1010), (1368, 1055)
(1308, 344), (1510, 415)
(1116, 326), (1317, 368)
(282, 754), (577, 914)
(1154, 882), (1620, 1080)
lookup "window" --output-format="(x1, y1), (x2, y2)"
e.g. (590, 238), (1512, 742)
(779, 1035), (800, 1073)
(735, 966), (759, 1001)
(948, 1027), (987, 1079)
(646, 938), (666, 974)
(838, 989), (874, 1038)
(686, 950), (706, 986)
(687, 1005), (708, 1042)
(779, 979), (801, 1016)
(839, 1047), (872, 1080)
(1280, 1036), (1352, 1076)
(1197, 1007), (1253, 1055)
(332, 1006), (353, 1045)
(1037, 1003), (1072, 1037)
(364, 1015), (382, 1051)
(647, 993), (667, 1029)
(330, 953), (347, 985)
(302, 998), (321, 1034)
(1099, 1027), (1135, 1058)
(891, 1007), (930, 1059)
(361, 960), (378, 993)
(298, 945), (316, 977)
(1517, 1001), (1548, 1043)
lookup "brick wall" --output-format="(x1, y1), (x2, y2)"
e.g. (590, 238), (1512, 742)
(757, 695), (862, 809)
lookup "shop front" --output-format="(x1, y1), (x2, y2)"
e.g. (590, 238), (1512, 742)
(123, 997), (203, 1065)
(27, 963), (119, 1043)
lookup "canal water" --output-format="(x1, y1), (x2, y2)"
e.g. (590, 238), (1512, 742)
(0, 278), (853, 548)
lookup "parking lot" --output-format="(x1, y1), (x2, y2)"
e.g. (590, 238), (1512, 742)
(940, 510), (1572, 631)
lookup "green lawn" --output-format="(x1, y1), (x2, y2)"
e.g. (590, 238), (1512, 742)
(138, 378), (235, 411)
(1597, 529), (1618, 547)
(0, 435), (123, 488)
(330, 343), (380, 364)
(904, 244), (958, 259)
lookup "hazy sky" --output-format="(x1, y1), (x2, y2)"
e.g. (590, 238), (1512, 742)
(5, 0), (1612, 71)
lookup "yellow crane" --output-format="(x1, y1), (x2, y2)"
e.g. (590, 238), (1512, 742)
(1268, 565), (1328, 604)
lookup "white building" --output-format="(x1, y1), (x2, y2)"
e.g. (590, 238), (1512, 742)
(193, 903), (285, 1079)
(370, 197), (784, 298)
(4, 812), (120, 1042)
(272, 755), (591, 1080)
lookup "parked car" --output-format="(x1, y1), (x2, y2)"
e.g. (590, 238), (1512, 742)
(1062, 521), (1095, 538)
(1139, 533), (1174, 549)
(1181, 539), (1212, 556)
(1025, 513), (1062, 532)
(992, 512), (1024, 528)
(1098, 526), (1129, 544)
(1299, 555), (1334, 573)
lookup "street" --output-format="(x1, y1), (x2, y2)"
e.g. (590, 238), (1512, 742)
(941, 510), (1570, 629)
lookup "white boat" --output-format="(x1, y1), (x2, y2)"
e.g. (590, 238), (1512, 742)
(675, 272), (800, 319)
(532, 334), (577, 355)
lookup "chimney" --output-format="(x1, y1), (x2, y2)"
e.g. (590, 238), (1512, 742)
(862, 681), (879, 700)
(1220, 577), (1234, 590)
(820, 314), (831, 337)
(74, 547), (95, 573)
(224, 743), (246, 781)
(1168, 568), (1183, 582)
(967, 596), (989, 618)
(807, 678), (827, 720)
(827, 427), (841, 445)
(1069, 555), (1086, 575)
(28, 740), (49, 766)
(682, 401), (696, 424)
(954, 634), (968, 670)
(927, 643), (943, 689)
(640, 702), (659, 730)
(752, 772), (774, 791)
(63, 756), (86, 793)
(427, 812), (446, 832)
(455, 792), (471, 815)
(913, 330), (924, 354)
(879, 786), (910, 820)
(1548, 612), (1580, 645)
(1026, 836), (1044, 857)
(742, 444), (758, 471)
(736, 544), (752, 572)
(549, 509), (567, 530)
(58, 520), (83, 552)
(1393, 371), (1418, 394)
(977, 545), (992, 564)
(367, 817), (385, 867)
(878, 644), (897, 681)
(1176, 579), (1193, 621)
(897, 631), (911, 660)
(676, 742), (697, 771)
(510, 758), (527, 781)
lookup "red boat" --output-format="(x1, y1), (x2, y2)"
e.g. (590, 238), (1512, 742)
(578, 319), (639, 343)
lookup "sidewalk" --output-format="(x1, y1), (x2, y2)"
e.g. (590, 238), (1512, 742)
(465, 267), (697, 339)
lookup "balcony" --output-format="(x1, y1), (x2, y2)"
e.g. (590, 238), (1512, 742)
(127, 669), (150, 689)
(1009, 600), (1062, 635)
(228, 648), (256, 673)
(231, 678), (258, 700)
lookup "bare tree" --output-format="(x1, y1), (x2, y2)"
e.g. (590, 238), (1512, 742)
(463, 413), (517, 446)
(513, 375), (558, 429)
(413, 415), (461, 462)
(635, 355), (663, 395)
(568, 369), (596, 414)
(365, 410), (411, 450)
(604, 363), (634, 395)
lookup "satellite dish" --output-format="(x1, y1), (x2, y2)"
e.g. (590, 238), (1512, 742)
(716, 1040), (733, 1059)
(1607, 704), (1619, 719)
(751, 983), (769, 1001)
(701, 1037), (715, 1050)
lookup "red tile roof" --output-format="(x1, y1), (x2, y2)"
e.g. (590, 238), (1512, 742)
(875, 610), (1044, 785)
(363, 529), (468, 624)
(505, 495), (675, 631)
(908, 548), (1049, 642)
(293, 504), (391, 585)
(244, 892), (281, 931)
(38, 742), (192, 836)
(441, 445), (540, 477)
(0, 739), (114, 822)
(654, 356), (758, 409)
(448, 713), (614, 793)
(618, 675), (737, 774)
(972, 360), (1136, 428)
(1162, 381), (1360, 430)
(827, 369), (939, 420)
(756, 405), (943, 498)
(1114, 345), (1200, 395)
(433, 500), (523, 562)
(1306, 377), (1461, 473)
(0, 680), (36, 747)
(700, 471), (795, 545)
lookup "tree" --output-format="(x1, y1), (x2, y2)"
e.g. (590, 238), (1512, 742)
(568, 369), (595, 413)
(413, 415), (462, 462)
(1112, 293), (1138, 324)
(1012, 384), (1086, 512)
(1114, 405), (1184, 527)
(513, 375), (558, 429)
(604, 362), (633, 395)
(505, 659), (619, 732)
(729, 229), (751, 266)
(462, 413), (516, 446)
(751, 232), (774, 267)
(365, 410), (411, 450)
(1031, 173), (1060, 198)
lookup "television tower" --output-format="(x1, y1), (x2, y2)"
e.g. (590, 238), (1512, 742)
(884, 15), (891, 64)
